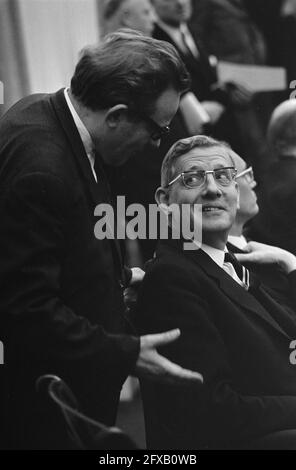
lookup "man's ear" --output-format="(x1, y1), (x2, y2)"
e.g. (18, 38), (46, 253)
(155, 186), (169, 206)
(105, 105), (128, 128)
(155, 186), (172, 215)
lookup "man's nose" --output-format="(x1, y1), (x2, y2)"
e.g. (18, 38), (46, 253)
(200, 173), (222, 197)
(250, 179), (257, 190)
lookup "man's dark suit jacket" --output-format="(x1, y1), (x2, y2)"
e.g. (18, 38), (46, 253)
(227, 241), (293, 307)
(137, 239), (296, 449)
(153, 23), (225, 104)
(0, 89), (139, 449)
(192, 0), (266, 65)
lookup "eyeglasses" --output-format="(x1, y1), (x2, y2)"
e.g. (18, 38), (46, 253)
(236, 166), (254, 184)
(135, 111), (171, 141)
(167, 167), (237, 189)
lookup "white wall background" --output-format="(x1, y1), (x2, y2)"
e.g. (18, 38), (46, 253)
(18, 0), (101, 94)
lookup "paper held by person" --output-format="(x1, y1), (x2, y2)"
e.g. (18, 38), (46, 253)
(179, 92), (210, 135)
(218, 61), (287, 93)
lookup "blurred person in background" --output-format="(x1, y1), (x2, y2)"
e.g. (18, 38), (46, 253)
(190, 0), (267, 174)
(244, 0), (283, 67)
(249, 100), (296, 256)
(192, 0), (267, 65)
(151, 0), (252, 138)
(279, 0), (296, 84)
(103, 0), (156, 36)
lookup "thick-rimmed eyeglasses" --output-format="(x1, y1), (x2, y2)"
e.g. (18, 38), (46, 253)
(236, 166), (254, 183)
(167, 167), (238, 189)
(136, 111), (170, 141)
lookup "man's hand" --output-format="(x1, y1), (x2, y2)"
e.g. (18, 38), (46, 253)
(235, 241), (296, 274)
(134, 329), (203, 385)
(124, 268), (145, 310)
(130, 267), (145, 286)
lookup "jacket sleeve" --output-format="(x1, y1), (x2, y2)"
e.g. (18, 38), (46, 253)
(0, 170), (139, 382)
(138, 262), (296, 448)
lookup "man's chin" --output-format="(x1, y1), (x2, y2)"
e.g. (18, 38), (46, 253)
(202, 220), (233, 234)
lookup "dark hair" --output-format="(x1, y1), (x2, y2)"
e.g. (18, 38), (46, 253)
(161, 135), (234, 187)
(103, 0), (126, 20)
(71, 29), (190, 113)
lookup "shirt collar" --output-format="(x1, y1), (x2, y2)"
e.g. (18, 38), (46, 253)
(157, 19), (187, 38)
(201, 243), (227, 268)
(64, 87), (94, 156)
(228, 235), (248, 250)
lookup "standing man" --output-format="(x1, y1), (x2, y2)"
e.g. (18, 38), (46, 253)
(0, 30), (202, 449)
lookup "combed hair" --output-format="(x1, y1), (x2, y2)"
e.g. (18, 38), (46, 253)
(161, 135), (234, 187)
(71, 29), (190, 113)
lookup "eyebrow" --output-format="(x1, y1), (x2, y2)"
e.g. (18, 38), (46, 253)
(184, 163), (230, 172)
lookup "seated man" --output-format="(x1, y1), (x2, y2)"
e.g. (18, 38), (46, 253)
(137, 135), (296, 449)
(227, 151), (291, 299)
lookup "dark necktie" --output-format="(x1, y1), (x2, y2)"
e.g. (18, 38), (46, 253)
(180, 29), (198, 59)
(224, 252), (250, 290)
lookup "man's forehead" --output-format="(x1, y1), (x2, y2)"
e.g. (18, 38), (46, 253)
(175, 146), (233, 171)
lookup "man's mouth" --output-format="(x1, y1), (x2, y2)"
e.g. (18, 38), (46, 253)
(202, 206), (224, 213)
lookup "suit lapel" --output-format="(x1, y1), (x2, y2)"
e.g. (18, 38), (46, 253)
(50, 89), (102, 206)
(186, 247), (290, 339)
(50, 89), (123, 272)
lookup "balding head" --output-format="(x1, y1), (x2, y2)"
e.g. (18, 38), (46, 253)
(268, 100), (296, 159)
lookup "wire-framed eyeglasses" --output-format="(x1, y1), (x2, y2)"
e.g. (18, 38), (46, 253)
(167, 167), (238, 189)
(134, 110), (171, 141)
(236, 166), (254, 183)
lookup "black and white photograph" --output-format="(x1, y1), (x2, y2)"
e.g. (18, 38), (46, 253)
(1, 0), (296, 454)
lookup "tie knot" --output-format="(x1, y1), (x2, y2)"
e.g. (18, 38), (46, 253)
(224, 251), (250, 289)
(224, 252), (238, 266)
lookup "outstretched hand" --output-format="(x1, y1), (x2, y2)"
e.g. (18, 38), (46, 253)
(134, 329), (203, 386)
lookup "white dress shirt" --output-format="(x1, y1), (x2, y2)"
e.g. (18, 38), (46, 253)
(228, 235), (248, 250)
(64, 87), (97, 182)
(201, 243), (246, 288)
